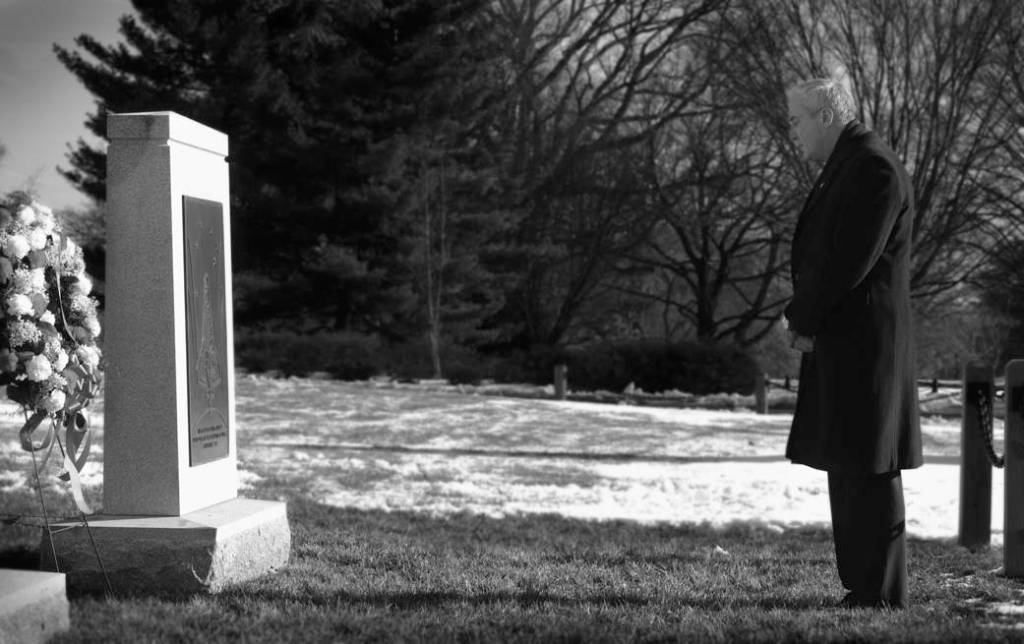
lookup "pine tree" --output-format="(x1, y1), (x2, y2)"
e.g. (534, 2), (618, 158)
(56, 0), (509, 341)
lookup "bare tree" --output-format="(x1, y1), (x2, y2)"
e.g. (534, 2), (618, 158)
(967, 4), (1024, 366)
(994, 1), (1024, 190)
(719, 0), (1023, 308)
(828, 0), (1021, 302)
(520, 145), (655, 344)
(485, 0), (726, 346)
(621, 82), (798, 346)
(974, 0), (1024, 283)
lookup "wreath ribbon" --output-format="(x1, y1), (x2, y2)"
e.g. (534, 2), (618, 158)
(20, 410), (93, 515)
(57, 413), (92, 515)
(19, 409), (55, 463)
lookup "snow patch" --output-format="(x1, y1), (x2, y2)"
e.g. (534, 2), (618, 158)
(0, 379), (1007, 544)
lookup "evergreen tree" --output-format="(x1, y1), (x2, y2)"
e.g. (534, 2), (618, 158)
(56, 0), (508, 342)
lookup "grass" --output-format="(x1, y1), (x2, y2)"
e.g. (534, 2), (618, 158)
(0, 379), (1013, 642)
(3, 479), (1024, 643)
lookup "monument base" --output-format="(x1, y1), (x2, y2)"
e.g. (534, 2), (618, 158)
(0, 569), (70, 643)
(40, 498), (290, 596)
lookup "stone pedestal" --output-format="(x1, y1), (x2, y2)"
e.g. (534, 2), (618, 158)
(1005, 360), (1024, 577)
(960, 364), (994, 547)
(40, 111), (291, 596)
(39, 499), (289, 595)
(0, 570), (70, 643)
(104, 111), (237, 516)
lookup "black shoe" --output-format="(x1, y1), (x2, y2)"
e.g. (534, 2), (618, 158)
(836, 591), (859, 608)
(836, 591), (889, 609)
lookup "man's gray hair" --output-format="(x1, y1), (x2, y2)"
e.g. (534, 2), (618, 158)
(787, 78), (856, 125)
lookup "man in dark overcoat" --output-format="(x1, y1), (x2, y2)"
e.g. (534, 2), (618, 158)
(783, 78), (922, 609)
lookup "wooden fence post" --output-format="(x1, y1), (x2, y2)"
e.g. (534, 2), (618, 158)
(960, 363), (994, 548)
(755, 373), (768, 414)
(554, 363), (567, 400)
(1005, 360), (1024, 575)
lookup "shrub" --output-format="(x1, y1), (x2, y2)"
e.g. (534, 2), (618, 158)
(748, 322), (802, 381)
(381, 339), (505, 384)
(445, 363), (486, 386)
(562, 340), (761, 395)
(489, 345), (570, 385)
(234, 329), (381, 380)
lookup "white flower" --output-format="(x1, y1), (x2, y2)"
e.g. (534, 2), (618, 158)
(43, 334), (60, 356)
(30, 268), (45, 290)
(83, 316), (101, 337)
(15, 205), (36, 226)
(30, 201), (52, 218)
(42, 389), (66, 414)
(7, 319), (41, 346)
(60, 238), (79, 261)
(61, 251), (85, 275)
(47, 372), (67, 390)
(27, 228), (48, 251)
(75, 346), (100, 369)
(72, 274), (93, 295)
(6, 293), (33, 316)
(36, 212), (56, 234)
(25, 354), (53, 382)
(3, 234), (30, 259)
(12, 268), (45, 294)
(69, 293), (92, 314)
(53, 349), (69, 372)
(40, 311), (56, 326)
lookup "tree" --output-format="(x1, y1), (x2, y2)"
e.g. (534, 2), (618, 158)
(483, 0), (727, 348)
(623, 84), (797, 346)
(510, 143), (657, 346)
(57, 203), (107, 291)
(56, 0), (507, 340)
(719, 0), (1023, 308)
(332, 1), (519, 373)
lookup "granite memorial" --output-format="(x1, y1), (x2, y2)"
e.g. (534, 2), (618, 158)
(40, 111), (290, 594)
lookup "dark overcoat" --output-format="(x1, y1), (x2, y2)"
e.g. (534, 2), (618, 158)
(784, 120), (922, 474)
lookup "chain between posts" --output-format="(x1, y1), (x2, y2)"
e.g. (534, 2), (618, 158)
(972, 383), (1005, 469)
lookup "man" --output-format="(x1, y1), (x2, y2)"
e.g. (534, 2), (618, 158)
(783, 78), (922, 609)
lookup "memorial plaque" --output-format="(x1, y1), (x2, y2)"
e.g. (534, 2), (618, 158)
(183, 196), (230, 466)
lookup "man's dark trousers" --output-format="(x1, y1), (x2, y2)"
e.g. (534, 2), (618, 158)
(827, 471), (907, 607)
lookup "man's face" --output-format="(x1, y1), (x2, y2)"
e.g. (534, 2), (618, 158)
(787, 96), (827, 162)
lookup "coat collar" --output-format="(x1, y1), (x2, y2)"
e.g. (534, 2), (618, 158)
(793, 120), (870, 245)
(816, 120), (869, 186)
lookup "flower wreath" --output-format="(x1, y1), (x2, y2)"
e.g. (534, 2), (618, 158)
(0, 191), (103, 513)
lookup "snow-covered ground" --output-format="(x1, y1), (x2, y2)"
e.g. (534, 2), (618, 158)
(0, 374), (1004, 542)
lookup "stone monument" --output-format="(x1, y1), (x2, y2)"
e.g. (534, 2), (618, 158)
(0, 570), (69, 643)
(40, 112), (290, 594)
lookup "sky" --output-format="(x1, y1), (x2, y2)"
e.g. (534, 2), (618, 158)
(0, 0), (135, 211)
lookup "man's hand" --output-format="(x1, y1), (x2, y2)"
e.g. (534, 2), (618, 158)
(782, 316), (814, 353)
(788, 330), (814, 353)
